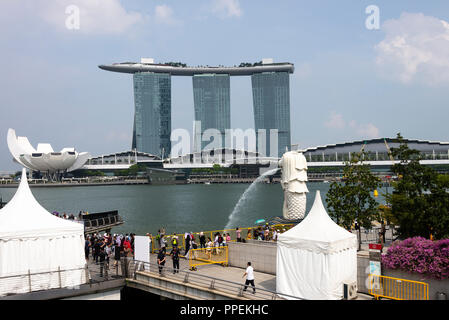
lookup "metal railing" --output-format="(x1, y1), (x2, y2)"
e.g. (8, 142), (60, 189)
(368, 274), (429, 300)
(354, 226), (396, 244)
(0, 265), (89, 297)
(0, 258), (127, 298)
(83, 215), (123, 229)
(125, 258), (304, 300)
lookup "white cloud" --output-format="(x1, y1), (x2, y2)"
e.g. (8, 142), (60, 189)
(375, 12), (449, 86)
(212, 0), (242, 19)
(355, 123), (380, 139)
(154, 5), (180, 25)
(324, 112), (345, 129)
(325, 113), (380, 139)
(39, 0), (145, 35)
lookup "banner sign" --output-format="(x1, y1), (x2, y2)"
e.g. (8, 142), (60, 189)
(134, 235), (150, 263)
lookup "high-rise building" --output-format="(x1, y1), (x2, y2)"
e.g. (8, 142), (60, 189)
(251, 72), (291, 157)
(192, 74), (230, 151)
(132, 72), (171, 158)
(99, 59), (294, 158)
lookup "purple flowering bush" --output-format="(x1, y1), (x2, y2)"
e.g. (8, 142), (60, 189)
(381, 237), (449, 280)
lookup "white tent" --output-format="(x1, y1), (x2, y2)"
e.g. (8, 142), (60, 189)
(0, 169), (87, 296)
(276, 191), (357, 300)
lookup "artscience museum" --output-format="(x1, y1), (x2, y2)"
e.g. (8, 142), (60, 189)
(7, 128), (90, 178)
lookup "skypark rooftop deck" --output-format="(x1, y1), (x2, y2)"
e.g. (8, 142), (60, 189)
(98, 62), (294, 76)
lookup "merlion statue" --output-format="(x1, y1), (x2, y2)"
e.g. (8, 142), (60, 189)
(279, 151), (308, 220)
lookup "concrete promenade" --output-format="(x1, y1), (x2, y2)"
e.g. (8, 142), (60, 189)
(132, 252), (374, 300)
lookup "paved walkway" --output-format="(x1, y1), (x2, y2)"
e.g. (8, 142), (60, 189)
(145, 252), (373, 300)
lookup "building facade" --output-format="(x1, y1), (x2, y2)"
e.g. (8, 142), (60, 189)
(132, 72), (171, 158)
(101, 60), (294, 158)
(192, 74), (230, 151)
(251, 72), (291, 157)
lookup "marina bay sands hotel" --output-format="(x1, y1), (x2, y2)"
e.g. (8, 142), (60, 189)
(99, 58), (294, 158)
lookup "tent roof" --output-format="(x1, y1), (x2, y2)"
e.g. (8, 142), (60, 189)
(278, 191), (356, 254)
(0, 169), (83, 240)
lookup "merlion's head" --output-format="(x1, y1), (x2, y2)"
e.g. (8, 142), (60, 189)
(280, 151), (307, 171)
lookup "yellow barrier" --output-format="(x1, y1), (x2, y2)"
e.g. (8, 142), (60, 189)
(368, 274), (429, 300)
(188, 245), (228, 270)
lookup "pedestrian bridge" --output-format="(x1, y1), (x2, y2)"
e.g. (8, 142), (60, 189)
(124, 258), (298, 300)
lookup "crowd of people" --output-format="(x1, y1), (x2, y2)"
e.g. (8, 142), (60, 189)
(83, 224), (290, 278)
(52, 210), (89, 221)
(84, 232), (136, 278)
(149, 224), (289, 274)
(150, 224), (286, 252)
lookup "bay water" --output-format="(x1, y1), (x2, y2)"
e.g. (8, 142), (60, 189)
(0, 182), (388, 235)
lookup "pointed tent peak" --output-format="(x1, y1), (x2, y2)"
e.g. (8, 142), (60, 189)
(304, 190), (355, 237)
(0, 167), (84, 240)
(304, 190), (333, 223)
(19, 168), (30, 191)
(9, 168), (35, 207)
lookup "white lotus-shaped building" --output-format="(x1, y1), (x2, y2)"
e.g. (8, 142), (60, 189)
(7, 128), (90, 173)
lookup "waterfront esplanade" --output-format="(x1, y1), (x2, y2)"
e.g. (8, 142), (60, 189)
(99, 59), (294, 158)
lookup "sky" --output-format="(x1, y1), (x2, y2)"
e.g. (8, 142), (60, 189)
(1, 0), (449, 172)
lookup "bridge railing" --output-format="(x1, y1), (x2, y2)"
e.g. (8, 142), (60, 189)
(0, 265), (89, 297)
(124, 258), (304, 300)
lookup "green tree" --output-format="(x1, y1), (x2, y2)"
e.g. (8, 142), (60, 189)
(387, 133), (449, 239)
(128, 163), (147, 176)
(325, 152), (381, 251)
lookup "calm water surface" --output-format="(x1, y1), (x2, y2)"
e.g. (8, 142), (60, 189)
(0, 182), (387, 235)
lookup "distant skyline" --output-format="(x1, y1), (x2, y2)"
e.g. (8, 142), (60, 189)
(1, 0), (449, 172)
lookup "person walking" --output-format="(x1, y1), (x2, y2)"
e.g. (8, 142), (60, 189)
(157, 249), (166, 275)
(242, 262), (256, 294)
(170, 246), (180, 274)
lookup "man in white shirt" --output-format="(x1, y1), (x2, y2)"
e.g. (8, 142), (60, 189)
(242, 262), (256, 294)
